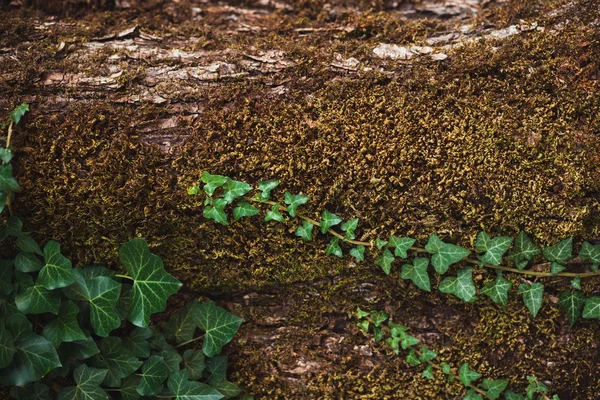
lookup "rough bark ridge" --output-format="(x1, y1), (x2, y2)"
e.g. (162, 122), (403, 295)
(1, 0), (599, 398)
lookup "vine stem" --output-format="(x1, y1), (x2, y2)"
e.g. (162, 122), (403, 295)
(4, 121), (13, 215)
(244, 197), (599, 279)
(176, 334), (205, 348)
(114, 273), (134, 281)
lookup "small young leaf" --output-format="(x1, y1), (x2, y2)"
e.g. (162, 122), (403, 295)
(479, 236), (513, 266)
(355, 307), (369, 319)
(374, 248), (395, 275)
(223, 178), (252, 204)
(425, 234), (470, 274)
(137, 356), (168, 396)
(325, 237), (343, 258)
(481, 273), (512, 307)
(187, 185), (200, 195)
(37, 241), (76, 290)
(441, 362), (451, 375)
(341, 218), (359, 240)
(385, 336), (400, 354)
(264, 203), (284, 222)
(373, 326), (384, 343)
(9, 103), (29, 125)
(201, 172), (228, 196)
(582, 296), (600, 319)
(401, 258), (430, 292)
(375, 238), (388, 249)
(508, 232), (541, 269)
(439, 267), (477, 302)
(388, 236), (416, 258)
(463, 390), (483, 400)
(419, 346), (437, 362)
(349, 245), (365, 261)
(284, 192), (310, 217)
(571, 276), (581, 290)
(518, 282), (544, 317)
(193, 301), (243, 357)
(558, 290), (586, 326)
(422, 364), (435, 379)
(579, 241), (600, 272)
(458, 363), (482, 386)
(0, 164), (21, 193)
(357, 320), (370, 333)
(481, 378), (509, 399)
(399, 331), (420, 349)
(475, 231), (491, 252)
(369, 310), (389, 327)
(203, 205), (229, 226)
(504, 391), (525, 400)
(233, 201), (259, 220)
(257, 180), (279, 201)
(543, 237), (573, 265)
(295, 221), (313, 242)
(320, 210), (343, 234)
(405, 349), (421, 365)
(550, 262), (566, 275)
(5, 216), (22, 237)
(526, 376), (549, 398)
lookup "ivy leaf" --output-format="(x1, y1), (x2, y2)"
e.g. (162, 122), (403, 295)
(123, 327), (152, 358)
(475, 231), (491, 253)
(439, 267), (477, 302)
(399, 331), (420, 349)
(137, 355), (168, 396)
(441, 362), (451, 375)
(208, 355), (228, 384)
(543, 237), (573, 265)
(422, 364), (435, 380)
(458, 363), (481, 386)
(57, 365), (108, 400)
(326, 237), (343, 258)
(201, 172), (228, 196)
(518, 282), (544, 317)
(425, 234), (470, 274)
(369, 310), (389, 327)
(376, 238), (388, 249)
(481, 273), (512, 307)
(42, 300), (86, 347)
(193, 301), (243, 357)
(419, 346), (437, 362)
(479, 236), (513, 266)
(119, 238), (183, 328)
(9, 382), (51, 400)
(163, 301), (198, 345)
(357, 320), (369, 333)
(582, 296), (600, 319)
(579, 241), (600, 272)
(401, 258), (430, 291)
(57, 336), (100, 367)
(405, 348), (421, 365)
(0, 259), (12, 295)
(481, 378), (509, 399)
(91, 337), (142, 387)
(0, 334), (61, 386)
(341, 218), (359, 240)
(388, 236), (415, 258)
(284, 192), (310, 217)
(183, 349), (206, 380)
(257, 180), (279, 201)
(355, 307), (369, 319)
(5, 216), (23, 237)
(373, 326), (384, 342)
(320, 210), (342, 234)
(375, 248), (395, 275)
(187, 186), (200, 195)
(558, 290), (586, 326)
(5, 313), (33, 342)
(223, 178), (252, 204)
(571, 276), (581, 290)
(0, 324), (16, 368)
(15, 285), (60, 315)
(167, 369), (224, 400)
(212, 380), (242, 399)
(295, 221), (313, 242)
(16, 235), (42, 256)
(550, 262), (566, 275)
(158, 344), (182, 375)
(264, 203), (284, 223)
(9, 103), (29, 125)
(349, 245), (365, 261)
(233, 201), (259, 220)
(508, 232), (541, 270)
(504, 391), (525, 400)
(0, 164), (21, 192)
(203, 203), (229, 226)
(37, 241), (76, 290)
(120, 374), (141, 400)
(463, 390), (483, 400)
(14, 252), (43, 273)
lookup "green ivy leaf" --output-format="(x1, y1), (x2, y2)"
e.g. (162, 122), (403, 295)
(508, 232), (541, 270)
(167, 369), (224, 400)
(201, 172), (228, 196)
(571, 276), (582, 290)
(158, 344), (182, 375)
(369, 310), (389, 327)
(0, 334), (61, 386)
(458, 363), (481, 386)
(0, 164), (21, 193)
(422, 364), (435, 380)
(385, 337), (400, 354)
(518, 282), (544, 317)
(405, 348), (421, 365)
(326, 237), (343, 258)
(233, 201), (259, 220)
(349, 245), (365, 261)
(481, 273), (512, 307)
(123, 327), (152, 358)
(137, 355), (168, 396)
(187, 185), (200, 195)
(57, 336), (100, 367)
(481, 378), (508, 399)
(257, 180), (279, 201)
(543, 237), (573, 265)
(355, 307), (369, 319)
(9, 103), (29, 125)
(212, 380), (243, 399)
(463, 390), (483, 400)
(295, 221), (313, 242)
(357, 320), (369, 333)
(341, 218), (359, 240)
(401, 257), (430, 291)
(203, 203), (229, 226)
(183, 349), (206, 380)
(14, 252), (43, 273)
(400, 331), (420, 349)
(9, 382), (51, 400)
(91, 337), (143, 387)
(42, 300), (86, 347)
(119, 238), (183, 328)
(120, 374), (141, 400)
(16, 235), (42, 256)
(37, 241), (76, 290)
(425, 234), (470, 274)
(388, 236), (416, 258)
(208, 355), (228, 384)
(558, 290), (586, 326)
(478, 236), (513, 266)
(0, 324), (16, 368)
(419, 346), (437, 362)
(441, 362), (451, 375)
(0, 259), (12, 295)
(503, 391), (525, 400)
(320, 210), (342, 234)
(284, 192), (310, 217)
(15, 285), (60, 315)
(579, 241), (600, 272)
(223, 178), (252, 204)
(375, 238), (387, 249)
(163, 301), (199, 345)
(375, 248), (395, 275)
(550, 262), (566, 275)
(193, 301), (243, 357)
(57, 365), (108, 400)
(5, 216), (23, 237)
(439, 267), (477, 302)
(264, 203), (284, 223)
(526, 376), (549, 397)
(582, 296), (600, 319)
(5, 313), (33, 342)
(475, 231), (491, 252)
(373, 326), (384, 342)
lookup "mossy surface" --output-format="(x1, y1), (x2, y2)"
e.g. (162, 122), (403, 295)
(1, 0), (599, 397)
